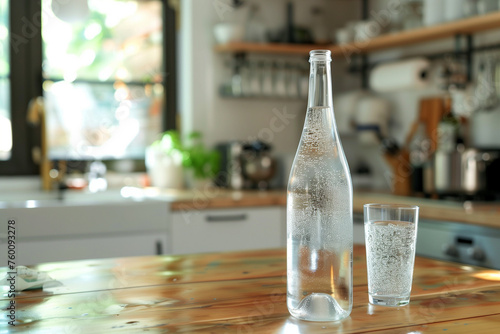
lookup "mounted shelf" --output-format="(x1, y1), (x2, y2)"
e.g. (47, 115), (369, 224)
(215, 42), (322, 55)
(214, 11), (500, 57)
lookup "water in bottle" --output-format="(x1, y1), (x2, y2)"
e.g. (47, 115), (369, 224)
(287, 50), (353, 322)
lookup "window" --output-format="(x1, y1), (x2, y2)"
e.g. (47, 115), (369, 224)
(0, 0), (11, 160)
(43, 0), (166, 160)
(0, 0), (176, 175)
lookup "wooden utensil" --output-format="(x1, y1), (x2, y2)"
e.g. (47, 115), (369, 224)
(384, 96), (446, 196)
(384, 148), (411, 196)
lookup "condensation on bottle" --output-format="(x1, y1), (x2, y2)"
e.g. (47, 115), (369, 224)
(286, 50), (353, 322)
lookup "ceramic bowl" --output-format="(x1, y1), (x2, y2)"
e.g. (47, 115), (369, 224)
(214, 23), (245, 45)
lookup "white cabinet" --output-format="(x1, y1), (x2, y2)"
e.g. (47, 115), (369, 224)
(0, 200), (169, 265)
(170, 206), (284, 254)
(15, 233), (167, 265)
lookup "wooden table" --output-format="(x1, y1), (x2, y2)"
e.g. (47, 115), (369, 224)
(2, 246), (500, 333)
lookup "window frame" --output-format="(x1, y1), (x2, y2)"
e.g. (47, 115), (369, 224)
(0, 0), (177, 176)
(0, 0), (41, 175)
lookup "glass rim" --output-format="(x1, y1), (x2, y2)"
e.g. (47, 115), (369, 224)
(363, 203), (419, 210)
(309, 49), (332, 62)
(309, 50), (331, 55)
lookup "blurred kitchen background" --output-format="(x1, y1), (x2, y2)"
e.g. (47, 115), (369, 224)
(1, 0), (500, 266)
(1, 0), (500, 196)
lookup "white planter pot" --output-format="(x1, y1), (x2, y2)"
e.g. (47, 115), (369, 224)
(145, 146), (184, 189)
(184, 168), (213, 190)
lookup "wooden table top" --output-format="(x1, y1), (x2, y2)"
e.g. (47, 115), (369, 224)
(144, 187), (500, 229)
(352, 192), (500, 229)
(2, 245), (500, 333)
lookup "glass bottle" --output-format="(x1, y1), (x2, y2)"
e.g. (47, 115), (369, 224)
(274, 61), (287, 98)
(437, 97), (459, 153)
(230, 63), (242, 97)
(240, 60), (252, 97)
(286, 62), (299, 98)
(261, 61), (274, 97)
(249, 60), (262, 97)
(409, 122), (431, 194)
(287, 50), (353, 322)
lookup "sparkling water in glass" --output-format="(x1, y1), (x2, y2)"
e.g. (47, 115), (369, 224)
(364, 204), (419, 307)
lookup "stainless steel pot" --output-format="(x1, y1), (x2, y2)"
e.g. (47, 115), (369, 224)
(433, 150), (462, 194)
(434, 147), (498, 195)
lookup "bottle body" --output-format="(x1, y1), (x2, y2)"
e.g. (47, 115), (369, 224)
(287, 50), (353, 322)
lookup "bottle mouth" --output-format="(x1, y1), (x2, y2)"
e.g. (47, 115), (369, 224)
(309, 50), (332, 62)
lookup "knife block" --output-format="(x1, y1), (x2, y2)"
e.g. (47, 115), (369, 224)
(384, 148), (411, 196)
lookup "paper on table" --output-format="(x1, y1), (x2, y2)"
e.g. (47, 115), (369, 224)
(1, 266), (61, 291)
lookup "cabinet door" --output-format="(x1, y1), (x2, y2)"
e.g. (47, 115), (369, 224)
(14, 233), (167, 265)
(0, 200), (169, 264)
(171, 207), (282, 254)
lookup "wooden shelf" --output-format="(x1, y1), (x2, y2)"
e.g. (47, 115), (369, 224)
(214, 11), (500, 57)
(214, 42), (321, 55)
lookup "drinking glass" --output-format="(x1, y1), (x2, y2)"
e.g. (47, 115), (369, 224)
(364, 204), (419, 307)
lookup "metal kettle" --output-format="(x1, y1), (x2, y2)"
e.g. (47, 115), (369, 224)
(240, 141), (276, 189)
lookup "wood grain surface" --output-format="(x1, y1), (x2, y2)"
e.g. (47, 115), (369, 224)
(161, 187), (500, 229)
(168, 189), (287, 211)
(2, 246), (500, 333)
(352, 192), (500, 229)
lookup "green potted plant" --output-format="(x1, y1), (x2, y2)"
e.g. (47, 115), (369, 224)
(146, 130), (220, 189)
(181, 131), (221, 188)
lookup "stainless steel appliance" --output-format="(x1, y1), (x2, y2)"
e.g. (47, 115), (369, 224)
(433, 147), (500, 197)
(216, 142), (245, 190)
(416, 218), (500, 270)
(216, 141), (276, 190)
(240, 141), (276, 189)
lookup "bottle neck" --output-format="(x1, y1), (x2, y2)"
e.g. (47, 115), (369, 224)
(307, 59), (333, 109)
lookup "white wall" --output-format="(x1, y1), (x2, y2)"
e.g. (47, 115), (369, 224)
(179, 0), (500, 189)
(180, 0), (361, 186)
(180, 0), (358, 150)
